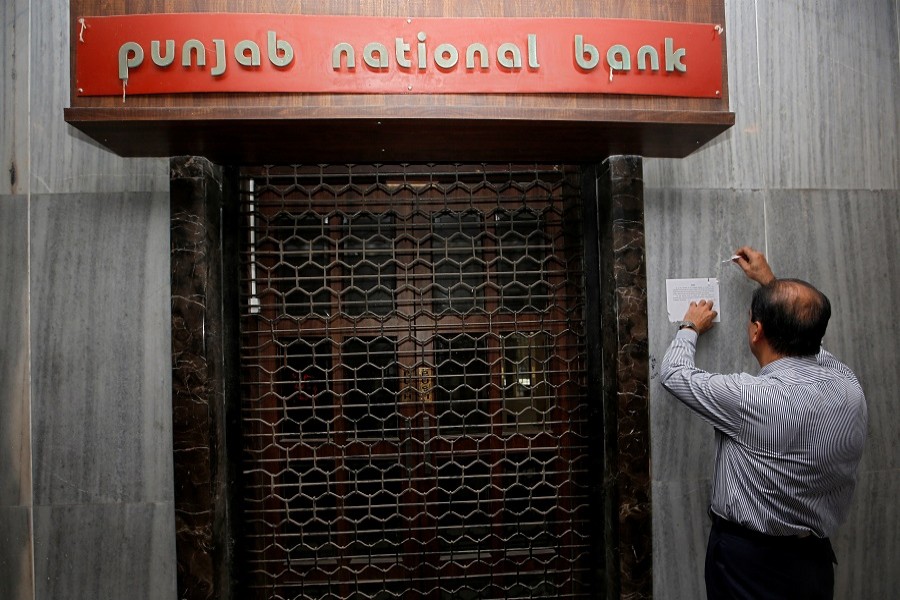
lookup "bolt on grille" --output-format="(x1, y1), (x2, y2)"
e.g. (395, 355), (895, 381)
(238, 164), (593, 599)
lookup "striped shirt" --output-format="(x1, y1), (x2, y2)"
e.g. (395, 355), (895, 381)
(660, 329), (867, 538)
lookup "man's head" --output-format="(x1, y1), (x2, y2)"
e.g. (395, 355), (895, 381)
(749, 279), (831, 357)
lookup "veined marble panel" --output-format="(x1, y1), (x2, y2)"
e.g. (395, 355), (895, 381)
(644, 0), (765, 191)
(33, 501), (176, 600)
(758, 0), (900, 190)
(651, 479), (712, 600)
(0, 0), (29, 195)
(766, 189), (900, 473)
(831, 468), (900, 598)
(0, 505), (33, 600)
(30, 192), (173, 505)
(30, 0), (167, 194)
(0, 195), (31, 507)
(644, 188), (766, 481)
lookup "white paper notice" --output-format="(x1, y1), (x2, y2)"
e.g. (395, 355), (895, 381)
(665, 278), (721, 323)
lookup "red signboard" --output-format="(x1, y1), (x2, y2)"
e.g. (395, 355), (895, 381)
(74, 14), (724, 98)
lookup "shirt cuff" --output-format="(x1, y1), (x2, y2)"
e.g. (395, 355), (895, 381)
(675, 327), (699, 341)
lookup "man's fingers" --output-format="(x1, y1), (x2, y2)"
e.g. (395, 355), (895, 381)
(735, 246), (760, 267)
(689, 300), (713, 307)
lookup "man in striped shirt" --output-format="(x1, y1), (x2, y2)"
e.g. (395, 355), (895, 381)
(660, 246), (867, 599)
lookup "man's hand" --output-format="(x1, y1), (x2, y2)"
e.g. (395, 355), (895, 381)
(683, 299), (718, 335)
(734, 246), (776, 285)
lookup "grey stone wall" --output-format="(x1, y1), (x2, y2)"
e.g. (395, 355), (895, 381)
(645, 1), (900, 598)
(1, 0), (175, 598)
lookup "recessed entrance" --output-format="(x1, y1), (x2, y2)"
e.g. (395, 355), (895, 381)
(235, 164), (594, 598)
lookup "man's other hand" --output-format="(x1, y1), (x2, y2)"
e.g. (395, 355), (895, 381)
(734, 246), (776, 285)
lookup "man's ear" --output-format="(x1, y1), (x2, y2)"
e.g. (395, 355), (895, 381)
(751, 320), (764, 344)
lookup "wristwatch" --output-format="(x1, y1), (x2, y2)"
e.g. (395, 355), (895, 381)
(677, 320), (698, 332)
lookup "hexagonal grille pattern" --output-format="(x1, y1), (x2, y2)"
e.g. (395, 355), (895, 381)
(238, 164), (592, 599)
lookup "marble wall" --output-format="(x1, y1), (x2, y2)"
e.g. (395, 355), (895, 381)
(1, 0), (175, 598)
(645, 0), (900, 598)
(1, 2), (33, 599)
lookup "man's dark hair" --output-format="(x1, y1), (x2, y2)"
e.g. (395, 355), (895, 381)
(750, 279), (831, 356)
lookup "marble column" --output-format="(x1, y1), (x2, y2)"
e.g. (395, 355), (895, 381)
(170, 156), (238, 600)
(588, 157), (653, 599)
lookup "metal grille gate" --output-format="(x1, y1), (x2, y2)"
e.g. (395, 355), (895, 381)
(237, 164), (592, 599)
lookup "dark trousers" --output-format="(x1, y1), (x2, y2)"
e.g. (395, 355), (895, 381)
(705, 515), (836, 600)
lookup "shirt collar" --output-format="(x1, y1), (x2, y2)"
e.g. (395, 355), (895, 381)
(758, 354), (818, 376)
